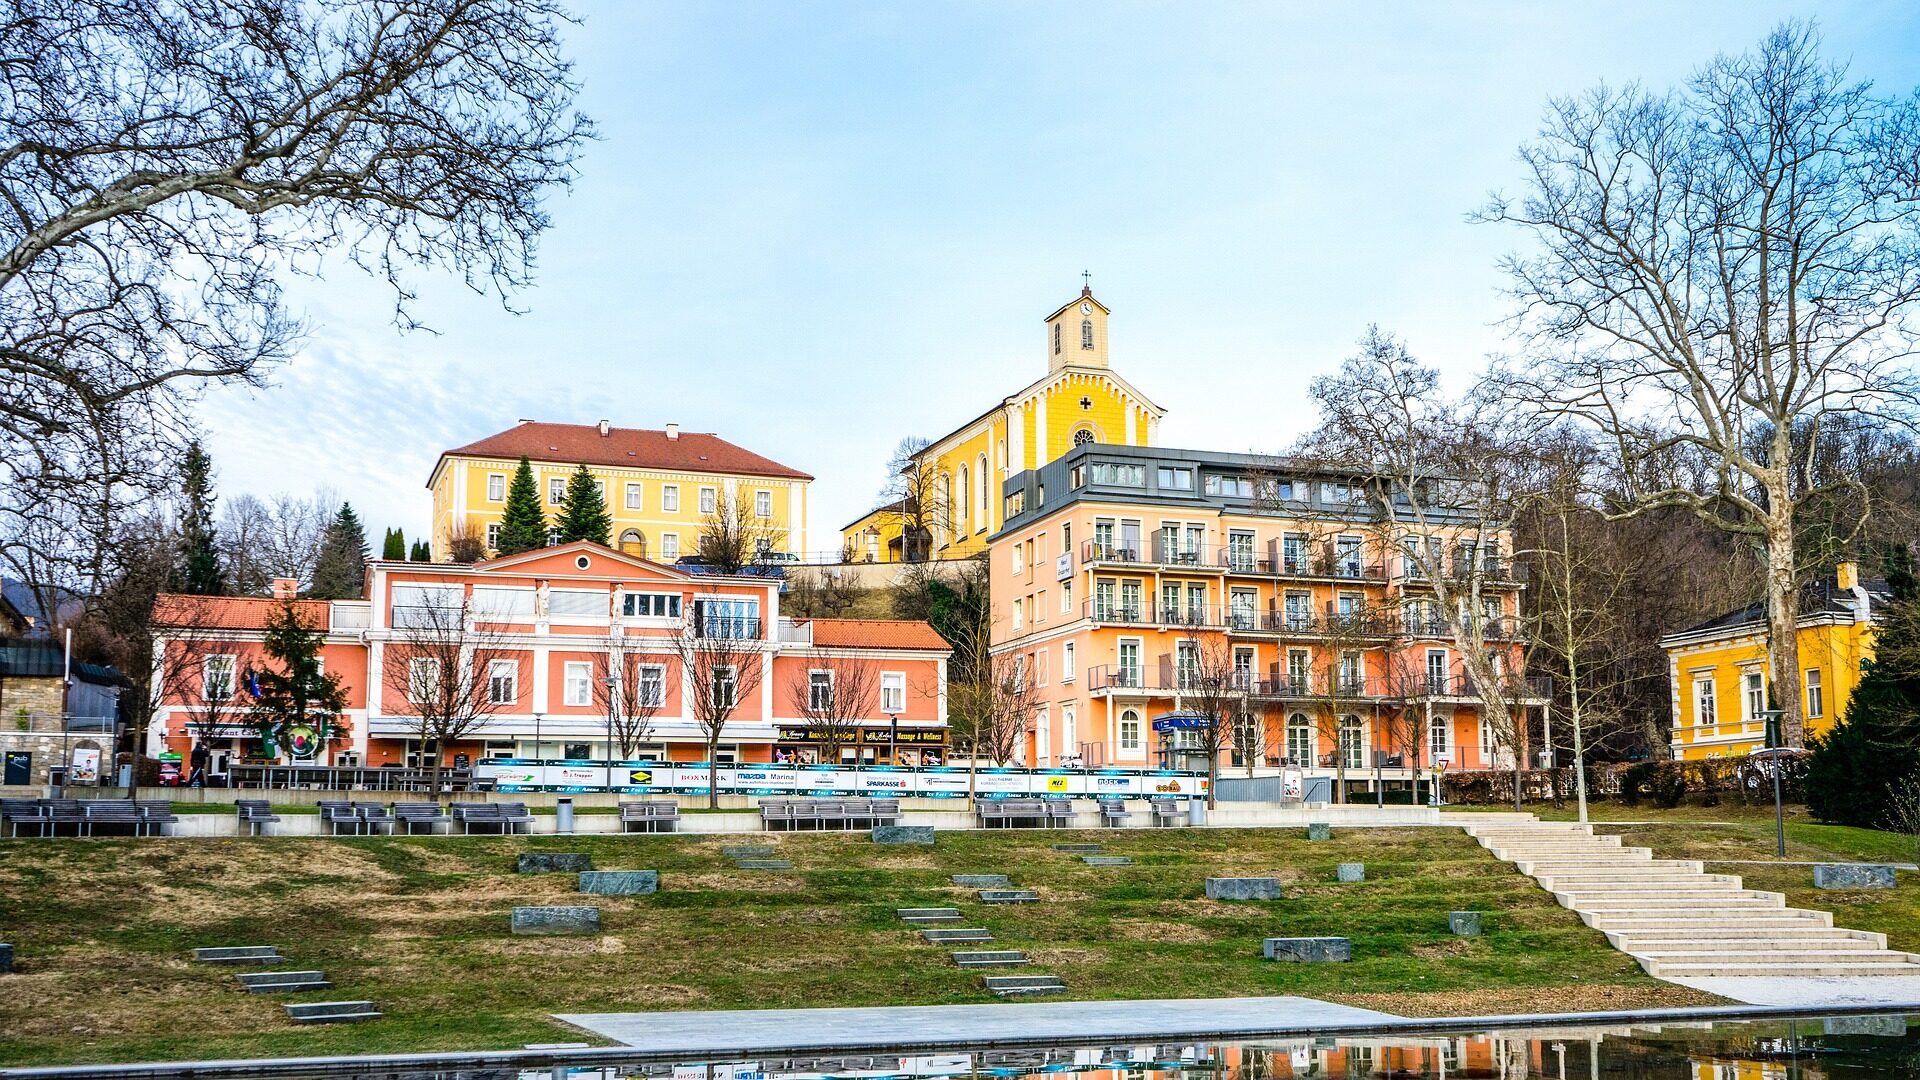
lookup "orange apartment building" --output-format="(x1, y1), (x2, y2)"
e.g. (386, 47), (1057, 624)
(148, 542), (948, 775)
(988, 443), (1541, 791)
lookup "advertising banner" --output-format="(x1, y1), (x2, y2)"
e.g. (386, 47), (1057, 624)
(475, 759), (1206, 798)
(69, 747), (101, 784)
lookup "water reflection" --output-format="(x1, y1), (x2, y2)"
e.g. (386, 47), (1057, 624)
(497, 1017), (1919, 1080)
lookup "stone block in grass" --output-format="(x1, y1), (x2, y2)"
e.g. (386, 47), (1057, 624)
(872, 825), (935, 844)
(516, 853), (591, 874)
(1449, 911), (1482, 936)
(1205, 877), (1281, 901)
(578, 870), (658, 896)
(1264, 937), (1350, 962)
(952, 874), (1010, 887)
(1814, 864), (1895, 889)
(1336, 863), (1365, 882)
(511, 906), (602, 935)
(1306, 823), (1331, 841)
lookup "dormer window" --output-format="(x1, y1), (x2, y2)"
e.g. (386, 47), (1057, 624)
(1081, 319), (1094, 349)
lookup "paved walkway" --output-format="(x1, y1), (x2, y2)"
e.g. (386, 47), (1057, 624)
(1667, 975), (1920, 1007)
(557, 997), (1401, 1054)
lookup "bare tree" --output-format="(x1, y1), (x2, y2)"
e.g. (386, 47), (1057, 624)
(697, 493), (785, 574)
(1165, 621), (1246, 808)
(383, 599), (515, 795)
(784, 566), (863, 618)
(949, 605), (1037, 795)
(591, 634), (666, 761)
(149, 595), (253, 767)
(1480, 22), (1920, 744)
(1302, 328), (1544, 806)
(260, 490), (336, 585)
(1, 0), (589, 621)
(218, 494), (275, 596)
(670, 608), (767, 808)
(787, 648), (880, 763)
(874, 437), (954, 561)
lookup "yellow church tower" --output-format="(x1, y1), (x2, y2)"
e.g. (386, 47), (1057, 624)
(843, 285), (1164, 562)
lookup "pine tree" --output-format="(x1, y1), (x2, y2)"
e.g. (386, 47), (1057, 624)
(177, 441), (224, 595)
(247, 600), (348, 760)
(1807, 543), (1920, 827)
(309, 504), (370, 599)
(495, 455), (548, 555)
(410, 540), (431, 562)
(382, 528), (406, 560)
(555, 464), (612, 545)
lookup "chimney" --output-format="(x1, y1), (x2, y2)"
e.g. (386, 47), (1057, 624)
(597, 419), (611, 437)
(270, 578), (299, 600)
(665, 423), (679, 440)
(517, 417), (535, 425)
(1837, 561), (1858, 591)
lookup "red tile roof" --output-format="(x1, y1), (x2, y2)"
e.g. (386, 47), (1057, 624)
(437, 422), (813, 482)
(153, 594), (333, 630)
(801, 618), (951, 651)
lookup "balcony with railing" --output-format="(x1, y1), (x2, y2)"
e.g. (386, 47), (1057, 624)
(1249, 670), (1396, 701)
(696, 616), (764, 640)
(1400, 672), (1552, 701)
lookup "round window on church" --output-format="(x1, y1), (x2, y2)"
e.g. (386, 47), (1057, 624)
(1073, 429), (1095, 446)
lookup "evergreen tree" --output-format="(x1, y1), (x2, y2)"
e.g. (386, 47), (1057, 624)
(495, 455), (548, 555)
(1807, 543), (1920, 827)
(410, 540), (431, 561)
(382, 527), (406, 560)
(247, 600), (348, 760)
(176, 441), (224, 595)
(309, 504), (370, 599)
(555, 464), (611, 546)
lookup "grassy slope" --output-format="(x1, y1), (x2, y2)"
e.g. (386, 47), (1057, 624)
(0, 827), (1716, 1066)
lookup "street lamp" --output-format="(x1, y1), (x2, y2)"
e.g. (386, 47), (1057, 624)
(531, 713), (544, 791)
(603, 675), (620, 793)
(1757, 708), (1788, 858)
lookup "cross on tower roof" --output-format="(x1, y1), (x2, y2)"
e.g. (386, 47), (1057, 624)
(1081, 270), (1092, 296)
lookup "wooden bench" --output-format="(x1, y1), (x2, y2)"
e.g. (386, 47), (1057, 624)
(1, 798), (51, 837)
(618, 801), (680, 833)
(977, 799), (1049, 829)
(134, 800), (180, 835)
(1149, 797), (1184, 827)
(236, 800), (280, 836)
(451, 802), (533, 834)
(1098, 798), (1129, 827)
(759, 797), (901, 831)
(392, 803), (451, 834)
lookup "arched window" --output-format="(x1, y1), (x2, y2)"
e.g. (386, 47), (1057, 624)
(942, 473), (954, 532)
(1073, 428), (1095, 447)
(976, 452), (988, 523)
(1287, 713), (1313, 764)
(1339, 715), (1365, 770)
(957, 464), (969, 521)
(619, 529), (646, 558)
(1053, 322), (1061, 355)
(1119, 709), (1142, 751)
(1081, 318), (1094, 349)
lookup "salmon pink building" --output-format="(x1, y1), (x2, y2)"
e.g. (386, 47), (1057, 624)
(148, 542), (948, 781)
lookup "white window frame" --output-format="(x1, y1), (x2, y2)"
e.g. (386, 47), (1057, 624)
(625, 482), (643, 510)
(485, 522), (501, 551)
(487, 659), (518, 705)
(755, 489), (772, 519)
(662, 485), (680, 512)
(1287, 713), (1314, 763)
(1062, 641), (1076, 683)
(408, 657), (441, 704)
(548, 477), (566, 504)
(1806, 667), (1824, 719)
(881, 671), (907, 714)
(1428, 710), (1449, 756)
(622, 592), (682, 618)
(1119, 709), (1142, 751)
(487, 473), (506, 501)
(638, 664), (667, 708)
(661, 533), (680, 560)
(808, 669), (834, 711)
(699, 486), (717, 515)
(202, 654), (237, 701)
(1694, 676), (1717, 728)
(712, 665), (739, 709)
(1012, 543), (1024, 576)
(563, 661), (593, 707)
(1742, 670), (1766, 726)
(1012, 597), (1023, 631)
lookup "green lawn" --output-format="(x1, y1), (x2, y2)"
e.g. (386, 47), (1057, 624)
(0, 826), (1716, 1066)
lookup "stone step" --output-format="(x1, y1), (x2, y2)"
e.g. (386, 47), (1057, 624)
(951, 874), (1010, 887)
(1582, 910), (1832, 930)
(1515, 858), (1700, 876)
(1551, 888), (1770, 905)
(1567, 893), (1785, 908)
(732, 859), (794, 870)
(722, 846), (775, 857)
(193, 946), (285, 965)
(1640, 957), (1920, 978)
(1608, 926), (1883, 946)
(921, 928), (993, 943)
(951, 950), (1028, 968)
(237, 971), (331, 993)
(897, 908), (963, 923)
(984, 975), (1066, 997)
(285, 1000), (382, 1025)
(1538, 875), (1737, 890)
(1629, 940), (1898, 956)
(1052, 844), (1102, 853)
(979, 890), (1040, 903)
(1082, 856), (1133, 866)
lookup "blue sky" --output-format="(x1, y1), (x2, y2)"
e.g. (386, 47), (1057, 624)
(200, 1), (1920, 552)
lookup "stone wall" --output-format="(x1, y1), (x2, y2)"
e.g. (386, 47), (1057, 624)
(0, 677), (64, 724)
(0, 731), (110, 784)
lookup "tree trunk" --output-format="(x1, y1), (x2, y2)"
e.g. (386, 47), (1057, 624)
(1764, 490), (1805, 746)
(707, 735), (720, 810)
(1569, 679), (1590, 825)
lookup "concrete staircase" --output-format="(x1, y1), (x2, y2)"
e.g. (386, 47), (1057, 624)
(1465, 820), (1920, 978)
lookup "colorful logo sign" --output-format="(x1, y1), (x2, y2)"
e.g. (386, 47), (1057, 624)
(1046, 776), (1070, 792)
(285, 724), (323, 759)
(629, 769), (653, 785)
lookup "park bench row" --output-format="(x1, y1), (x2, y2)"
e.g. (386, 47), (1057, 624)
(240, 799), (681, 835)
(980, 797), (1187, 828)
(1, 798), (178, 837)
(760, 798), (901, 830)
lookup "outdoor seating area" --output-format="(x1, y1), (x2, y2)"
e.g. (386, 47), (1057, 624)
(1, 798), (178, 837)
(235, 799), (279, 836)
(317, 800), (397, 835)
(450, 801), (534, 834)
(1150, 798), (1184, 826)
(759, 797), (902, 830)
(394, 802), (453, 834)
(975, 798), (1073, 828)
(618, 800), (680, 832)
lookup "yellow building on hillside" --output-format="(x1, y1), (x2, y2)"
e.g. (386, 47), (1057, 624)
(428, 421), (812, 562)
(1661, 562), (1890, 759)
(843, 286), (1164, 562)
